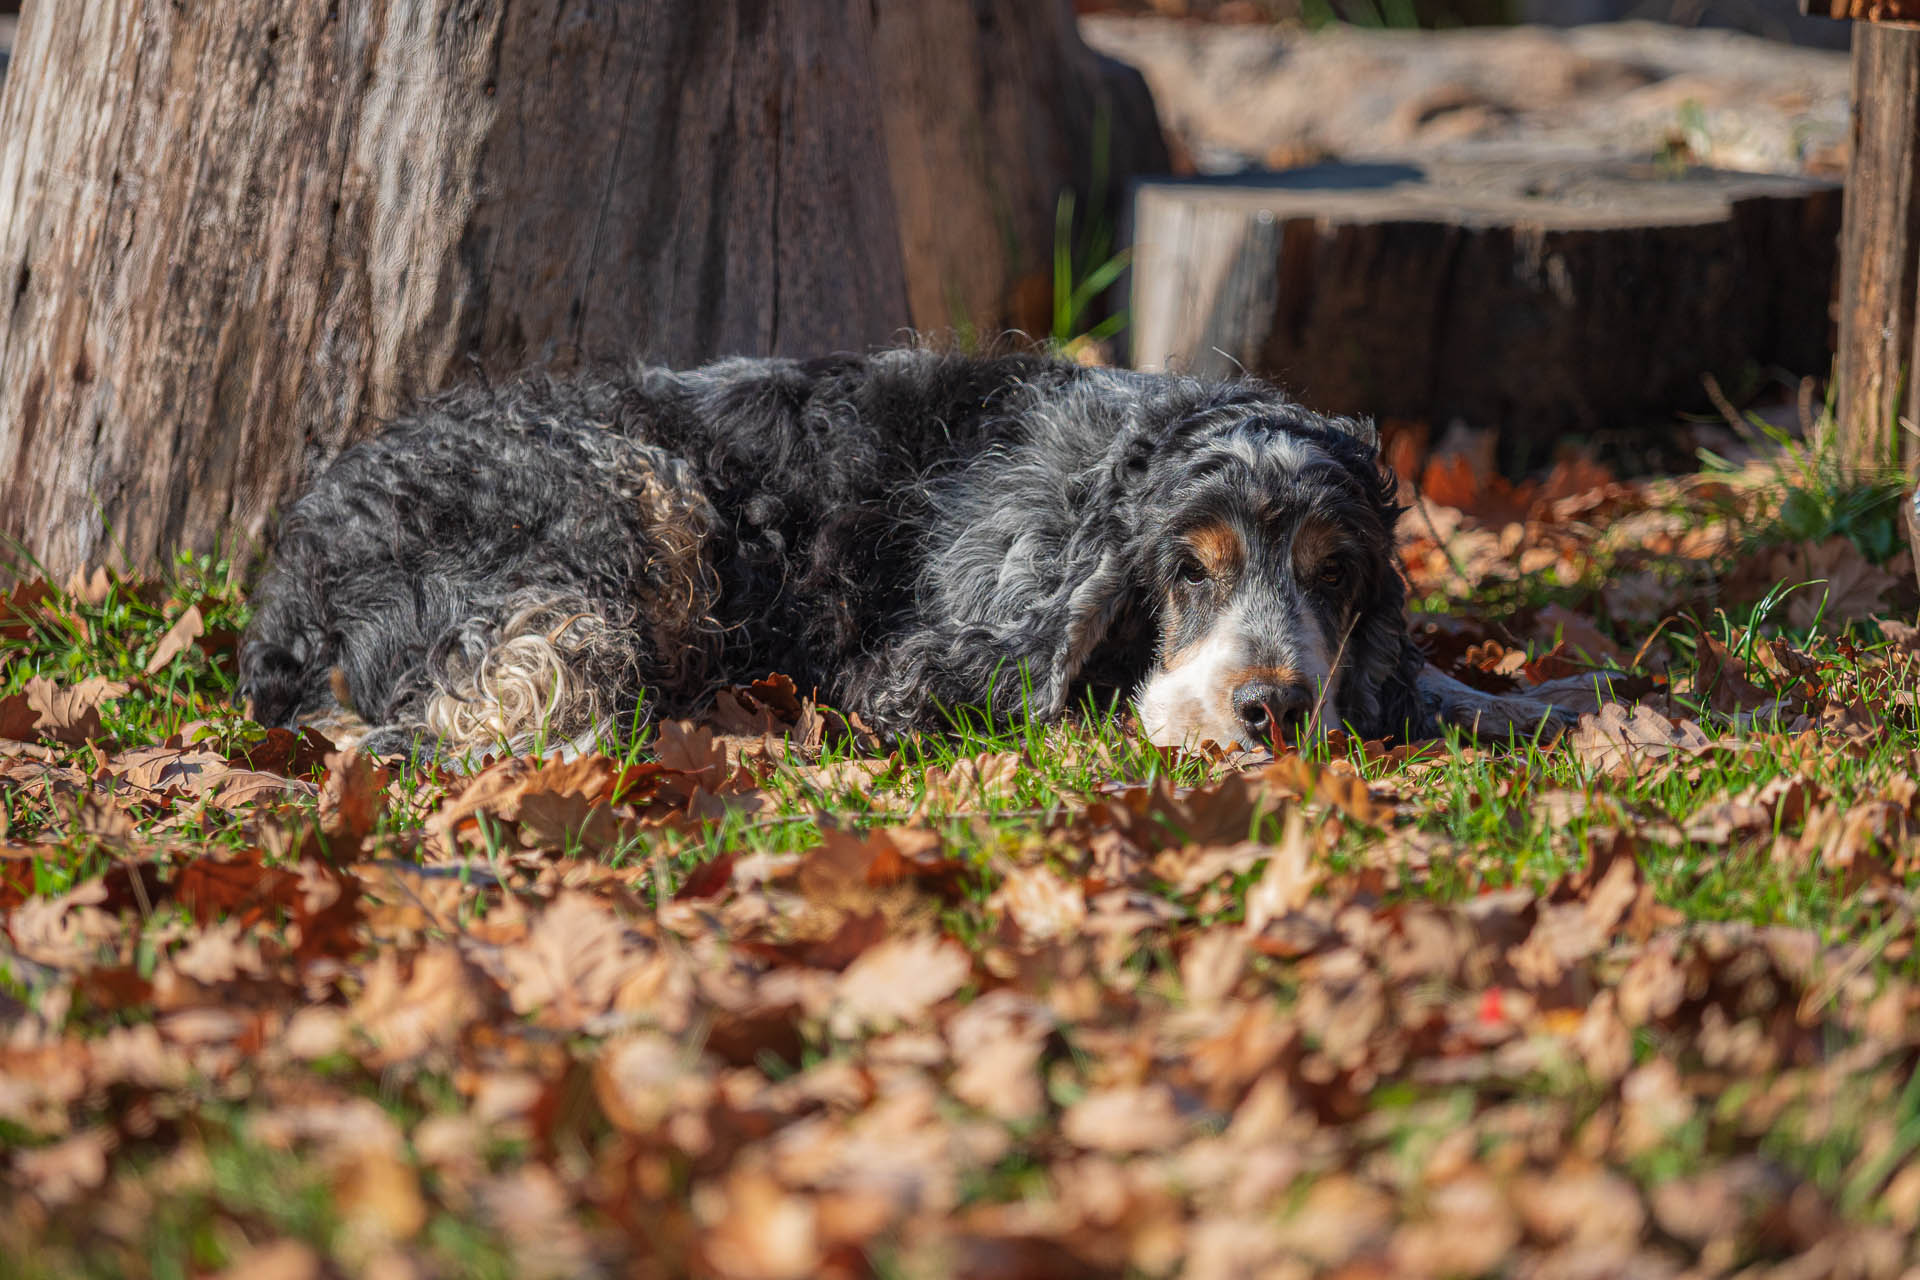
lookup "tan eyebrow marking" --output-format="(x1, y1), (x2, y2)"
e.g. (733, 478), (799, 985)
(1290, 516), (1344, 577)
(1186, 521), (1244, 578)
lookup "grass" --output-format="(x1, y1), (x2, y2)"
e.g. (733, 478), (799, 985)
(3, 541), (1916, 950)
(5, 436), (1920, 1272)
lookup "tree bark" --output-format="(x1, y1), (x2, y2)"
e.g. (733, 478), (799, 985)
(875, 0), (1166, 339)
(0, 0), (1162, 579)
(1130, 156), (1839, 453)
(1836, 23), (1920, 472)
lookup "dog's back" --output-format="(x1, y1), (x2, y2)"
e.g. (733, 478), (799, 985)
(240, 347), (1084, 756)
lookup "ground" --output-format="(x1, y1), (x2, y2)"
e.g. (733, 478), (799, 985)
(2, 414), (1920, 1279)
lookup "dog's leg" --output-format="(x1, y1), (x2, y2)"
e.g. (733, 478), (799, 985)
(1416, 665), (1583, 740)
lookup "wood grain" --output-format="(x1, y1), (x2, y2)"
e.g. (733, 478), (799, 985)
(0, 0), (1161, 577)
(1130, 157), (1840, 448)
(1837, 23), (1920, 470)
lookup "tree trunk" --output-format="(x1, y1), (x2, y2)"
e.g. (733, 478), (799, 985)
(1834, 23), (1920, 473)
(875, 0), (1166, 340)
(0, 0), (1163, 580)
(1129, 156), (1839, 456)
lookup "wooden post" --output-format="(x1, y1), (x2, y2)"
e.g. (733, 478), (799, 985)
(1835, 22), (1920, 471)
(1807, 0), (1920, 472)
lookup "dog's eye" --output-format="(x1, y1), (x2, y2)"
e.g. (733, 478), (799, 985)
(1177, 558), (1209, 585)
(1316, 562), (1346, 588)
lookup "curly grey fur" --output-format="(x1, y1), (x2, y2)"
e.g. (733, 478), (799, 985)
(240, 347), (1430, 758)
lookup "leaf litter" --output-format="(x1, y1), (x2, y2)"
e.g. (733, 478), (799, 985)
(3, 453), (1920, 1276)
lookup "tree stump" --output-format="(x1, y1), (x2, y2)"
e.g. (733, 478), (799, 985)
(1129, 156), (1841, 447)
(0, 0), (1163, 579)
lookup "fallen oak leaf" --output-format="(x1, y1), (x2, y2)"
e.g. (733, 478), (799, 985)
(1061, 1083), (1188, 1153)
(142, 604), (205, 675)
(106, 744), (229, 793)
(827, 934), (969, 1037)
(1243, 808), (1322, 935)
(1688, 632), (1773, 716)
(222, 725), (337, 778)
(6, 675), (130, 745)
(427, 753), (620, 848)
(494, 892), (651, 1031)
(989, 863), (1087, 942)
(1261, 756), (1389, 824)
(0, 580), (52, 641)
(61, 565), (112, 607)
(318, 751), (389, 847)
(1569, 703), (1712, 776)
(203, 769), (320, 810)
(173, 856), (303, 928)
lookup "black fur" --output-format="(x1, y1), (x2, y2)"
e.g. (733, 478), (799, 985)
(240, 347), (1430, 754)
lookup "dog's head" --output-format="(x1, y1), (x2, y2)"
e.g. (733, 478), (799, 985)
(1125, 400), (1424, 749)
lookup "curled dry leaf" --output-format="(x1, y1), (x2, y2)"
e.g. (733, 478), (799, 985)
(142, 604), (205, 675)
(318, 750), (389, 845)
(1243, 808), (1321, 936)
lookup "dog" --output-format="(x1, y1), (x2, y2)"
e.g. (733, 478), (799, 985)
(239, 346), (1564, 760)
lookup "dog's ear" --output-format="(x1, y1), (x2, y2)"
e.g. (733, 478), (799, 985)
(1306, 419), (1437, 741)
(852, 536), (1133, 735)
(845, 433), (1139, 736)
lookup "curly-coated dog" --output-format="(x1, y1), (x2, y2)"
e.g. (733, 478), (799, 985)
(240, 347), (1556, 760)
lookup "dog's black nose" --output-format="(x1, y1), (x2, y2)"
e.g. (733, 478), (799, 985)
(1233, 679), (1314, 742)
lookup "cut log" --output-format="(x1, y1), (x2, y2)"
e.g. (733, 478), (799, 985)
(1129, 156), (1841, 449)
(0, 0), (1163, 579)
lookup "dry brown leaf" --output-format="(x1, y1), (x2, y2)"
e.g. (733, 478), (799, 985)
(946, 991), (1052, 1123)
(333, 1149), (428, 1246)
(13, 1127), (110, 1207)
(700, 1169), (820, 1280)
(1389, 1175), (1521, 1277)
(143, 604), (206, 674)
(319, 750), (389, 844)
(1180, 927), (1247, 1007)
(1062, 1084), (1187, 1152)
(919, 751), (1019, 813)
(496, 893), (648, 1030)
(350, 946), (488, 1067)
(61, 565), (112, 607)
(1569, 703), (1712, 775)
(1243, 809), (1320, 936)
(11, 675), (129, 745)
(828, 934), (969, 1038)
(989, 863), (1087, 941)
(428, 753), (620, 846)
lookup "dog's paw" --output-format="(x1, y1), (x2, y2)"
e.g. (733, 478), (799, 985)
(357, 725), (449, 769)
(1418, 665), (1581, 743)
